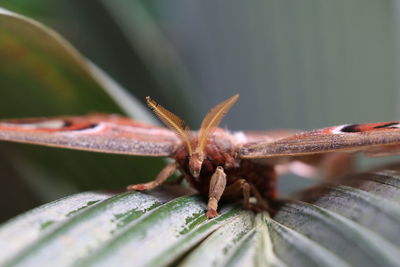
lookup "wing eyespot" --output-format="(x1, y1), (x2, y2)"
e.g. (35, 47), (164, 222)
(339, 124), (360, 133)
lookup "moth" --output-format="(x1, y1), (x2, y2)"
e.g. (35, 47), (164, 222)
(1, 94), (400, 218)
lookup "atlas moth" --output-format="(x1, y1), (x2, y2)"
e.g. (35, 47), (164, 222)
(0, 94), (399, 218)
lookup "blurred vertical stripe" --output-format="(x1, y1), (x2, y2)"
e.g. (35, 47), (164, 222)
(154, 0), (397, 130)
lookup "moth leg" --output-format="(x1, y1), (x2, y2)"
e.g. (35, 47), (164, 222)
(127, 162), (177, 191)
(206, 166), (227, 219)
(223, 179), (251, 210)
(249, 184), (270, 212)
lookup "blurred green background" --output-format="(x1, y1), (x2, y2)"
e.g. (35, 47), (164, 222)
(0, 0), (400, 222)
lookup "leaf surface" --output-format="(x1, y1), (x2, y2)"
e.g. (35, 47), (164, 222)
(2, 164), (400, 266)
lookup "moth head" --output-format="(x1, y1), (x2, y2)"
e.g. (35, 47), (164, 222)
(146, 94), (239, 178)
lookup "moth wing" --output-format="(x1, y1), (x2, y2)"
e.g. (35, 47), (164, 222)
(0, 114), (181, 157)
(241, 130), (299, 144)
(232, 130), (301, 169)
(239, 122), (400, 159)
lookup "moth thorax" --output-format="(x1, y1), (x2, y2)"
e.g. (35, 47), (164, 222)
(189, 152), (204, 178)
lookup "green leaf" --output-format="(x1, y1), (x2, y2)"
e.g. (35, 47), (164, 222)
(2, 164), (400, 266)
(267, 218), (350, 267)
(0, 7), (154, 120)
(0, 191), (115, 265)
(177, 210), (255, 266)
(274, 201), (400, 266)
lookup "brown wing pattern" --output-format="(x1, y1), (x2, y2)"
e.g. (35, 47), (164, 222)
(239, 122), (400, 158)
(0, 114), (180, 156)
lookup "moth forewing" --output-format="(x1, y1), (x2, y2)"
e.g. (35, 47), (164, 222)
(0, 115), (180, 156)
(238, 123), (400, 159)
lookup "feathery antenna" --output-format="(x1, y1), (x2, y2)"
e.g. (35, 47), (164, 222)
(146, 97), (193, 155)
(197, 94), (239, 156)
